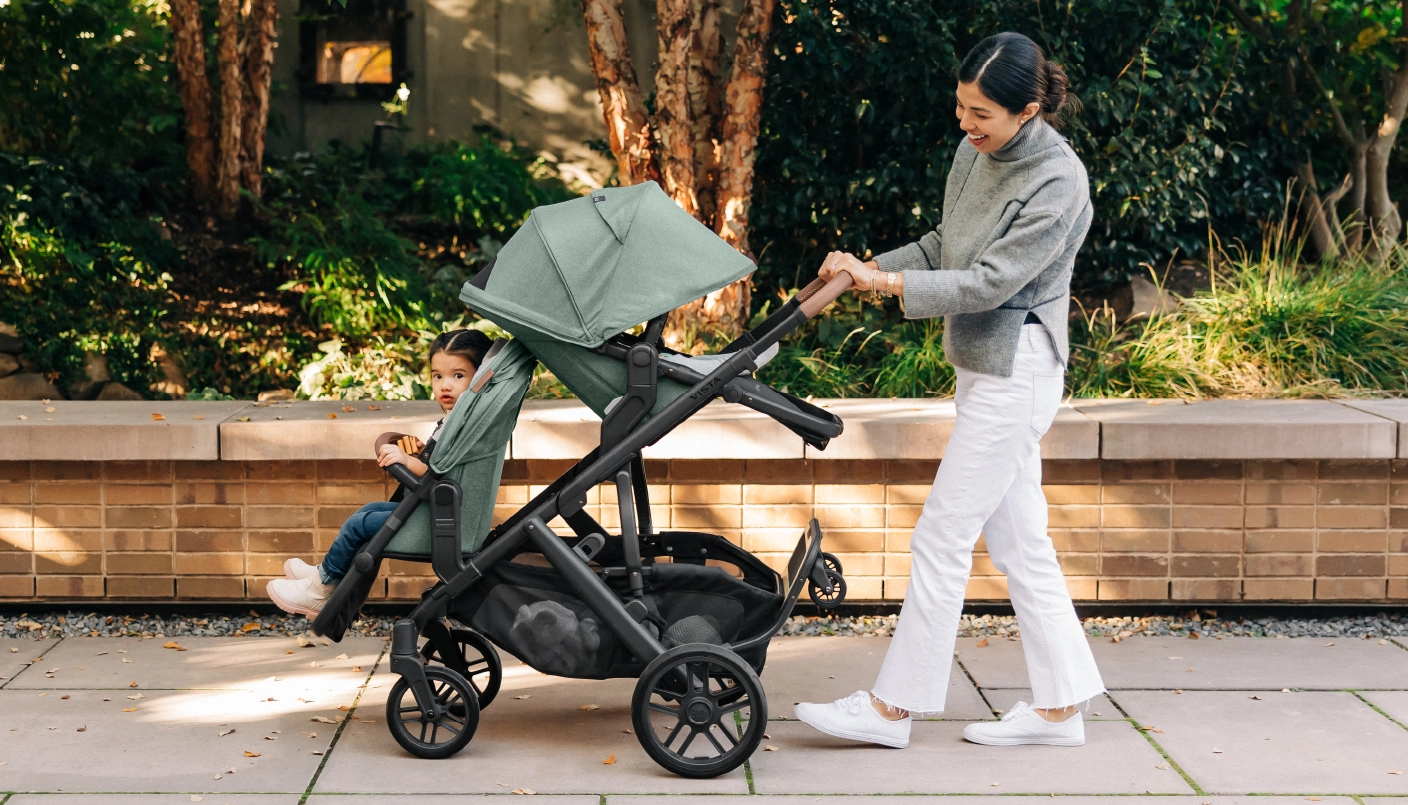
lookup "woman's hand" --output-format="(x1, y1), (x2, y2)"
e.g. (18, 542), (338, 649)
(818, 252), (897, 296)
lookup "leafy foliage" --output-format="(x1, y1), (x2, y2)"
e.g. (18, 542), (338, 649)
(750, 0), (1295, 297)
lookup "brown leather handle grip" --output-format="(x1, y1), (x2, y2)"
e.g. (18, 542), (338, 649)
(798, 272), (855, 319)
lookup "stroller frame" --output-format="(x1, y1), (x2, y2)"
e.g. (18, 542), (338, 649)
(312, 273), (855, 776)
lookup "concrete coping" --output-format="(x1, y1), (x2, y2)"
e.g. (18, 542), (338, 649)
(0, 397), (1405, 461)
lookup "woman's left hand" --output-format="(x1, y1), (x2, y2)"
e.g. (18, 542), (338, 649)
(818, 251), (871, 284)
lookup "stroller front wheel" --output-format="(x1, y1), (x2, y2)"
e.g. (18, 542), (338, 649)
(421, 624), (503, 709)
(631, 643), (767, 778)
(386, 665), (480, 759)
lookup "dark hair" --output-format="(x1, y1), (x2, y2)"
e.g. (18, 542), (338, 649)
(958, 32), (1078, 128)
(428, 329), (493, 370)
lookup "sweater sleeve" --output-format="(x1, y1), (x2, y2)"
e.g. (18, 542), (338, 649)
(900, 176), (1077, 319)
(873, 224), (941, 274)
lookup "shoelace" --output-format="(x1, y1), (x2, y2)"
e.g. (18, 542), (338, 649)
(1000, 701), (1035, 722)
(837, 690), (873, 715)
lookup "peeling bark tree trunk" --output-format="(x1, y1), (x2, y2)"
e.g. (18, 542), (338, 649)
(664, 0), (775, 347)
(688, 0), (722, 223)
(582, 0), (656, 186)
(214, 0), (244, 219)
(654, 0), (700, 217)
(240, 0), (277, 199)
(169, 0), (217, 206)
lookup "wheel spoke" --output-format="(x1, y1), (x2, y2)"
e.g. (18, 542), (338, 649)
(429, 720), (440, 745)
(704, 727), (727, 756)
(714, 721), (738, 747)
(662, 717), (685, 748)
(418, 720), (428, 743)
(720, 696), (751, 714)
(676, 726), (698, 756)
(648, 701), (680, 717)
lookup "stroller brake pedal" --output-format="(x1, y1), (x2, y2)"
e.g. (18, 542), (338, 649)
(572, 533), (606, 563)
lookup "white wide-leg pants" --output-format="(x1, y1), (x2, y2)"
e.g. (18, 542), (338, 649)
(871, 324), (1105, 713)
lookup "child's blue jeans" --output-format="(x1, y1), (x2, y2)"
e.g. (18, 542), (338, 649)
(320, 501), (398, 584)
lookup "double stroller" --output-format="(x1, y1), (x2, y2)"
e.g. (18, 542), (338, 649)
(312, 181), (855, 778)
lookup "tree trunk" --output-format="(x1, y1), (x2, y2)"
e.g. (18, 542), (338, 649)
(654, 0), (700, 217)
(581, 0), (657, 186)
(1343, 144), (1367, 252)
(169, 0), (217, 206)
(664, 0), (775, 348)
(214, 0), (244, 219)
(1365, 55), (1408, 255)
(1296, 159), (1338, 261)
(240, 0), (277, 199)
(688, 0), (723, 225)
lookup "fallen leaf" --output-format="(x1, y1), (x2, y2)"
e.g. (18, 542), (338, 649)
(236, 416), (250, 422)
(263, 736), (278, 741)
(514, 695), (531, 700)
(1308, 798), (1323, 801)
(1174, 689), (1183, 695)
(327, 412), (337, 419)
(622, 728), (633, 734)
(338, 705), (351, 711)
(764, 744), (779, 751)
(241, 623), (261, 632)
(580, 704), (600, 711)
(1186, 666), (1194, 672)
(127, 693), (144, 700)
(1212, 748), (1223, 754)
(311, 750), (324, 756)
(286, 650), (295, 655)
(990, 782), (1001, 787)
(296, 635), (316, 647)
(122, 707), (138, 713)
(76, 726), (86, 732)
(191, 796), (203, 802)
(1155, 763), (1170, 770)
(15, 415), (26, 420)
(151, 413), (165, 420)
(122, 658), (131, 663)
(44, 406), (55, 413)
(1380, 640), (1389, 645)
(1188, 632), (1200, 640)
(311, 716), (339, 724)
(976, 637), (989, 648)
(60, 695), (70, 700)
(244, 751), (261, 758)
(1324, 642), (1334, 647)
(302, 732), (317, 738)
(353, 666), (362, 672)
(1391, 771), (1403, 775)
(213, 774), (222, 780)
(130, 681), (138, 687)
(511, 788), (536, 795)
(163, 641), (187, 651)
(335, 653), (349, 660)
(1282, 688), (1292, 693)
(1248, 695), (1262, 700)
(602, 754), (616, 765)
(1167, 656), (1182, 660)
(368, 405), (380, 410)
(193, 415), (204, 420)
(219, 728), (236, 737)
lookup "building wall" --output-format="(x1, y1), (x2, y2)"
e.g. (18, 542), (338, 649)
(2, 458), (1406, 604)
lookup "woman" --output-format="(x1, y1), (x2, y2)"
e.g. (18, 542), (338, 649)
(794, 32), (1105, 749)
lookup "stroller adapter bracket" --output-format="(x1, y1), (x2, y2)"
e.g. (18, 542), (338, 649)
(571, 532), (606, 562)
(390, 618), (443, 720)
(430, 479), (466, 582)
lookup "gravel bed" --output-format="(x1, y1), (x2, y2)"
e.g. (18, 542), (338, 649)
(2, 609), (1407, 641)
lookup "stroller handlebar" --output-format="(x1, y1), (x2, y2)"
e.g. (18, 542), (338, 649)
(797, 272), (854, 319)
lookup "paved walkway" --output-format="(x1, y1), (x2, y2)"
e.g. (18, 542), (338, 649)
(2, 632), (1408, 803)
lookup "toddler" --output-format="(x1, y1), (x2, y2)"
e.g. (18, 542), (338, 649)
(268, 329), (494, 617)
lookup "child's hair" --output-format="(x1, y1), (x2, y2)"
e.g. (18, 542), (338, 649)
(429, 329), (494, 370)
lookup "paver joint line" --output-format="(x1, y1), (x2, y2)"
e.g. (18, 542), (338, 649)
(953, 654), (1000, 718)
(0, 637), (63, 691)
(1103, 690), (1205, 797)
(1352, 691), (1408, 734)
(298, 640), (389, 805)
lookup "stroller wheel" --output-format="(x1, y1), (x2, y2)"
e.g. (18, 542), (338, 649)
(386, 665), (480, 759)
(631, 643), (766, 779)
(421, 625), (503, 709)
(821, 551), (843, 576)
(807, 568), (847, 610)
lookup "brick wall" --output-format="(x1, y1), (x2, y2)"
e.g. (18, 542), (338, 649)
(1, 458), (1405, 603)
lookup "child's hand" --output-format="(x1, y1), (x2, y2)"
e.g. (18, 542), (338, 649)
(377, 443), (410, 468)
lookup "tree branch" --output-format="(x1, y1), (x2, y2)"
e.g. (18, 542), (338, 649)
(1224, 0), (1269, 40)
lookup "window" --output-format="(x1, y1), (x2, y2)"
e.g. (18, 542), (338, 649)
(299, 0), (408, 99)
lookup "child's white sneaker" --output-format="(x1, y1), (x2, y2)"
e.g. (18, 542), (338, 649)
(962, 701), (1084, 746)
(794, 690), (911, 748)
(268, 575), (337, 617)
(283, 558), (320, 581)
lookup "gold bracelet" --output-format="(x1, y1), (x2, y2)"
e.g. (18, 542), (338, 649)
(868, 270), (881, 303)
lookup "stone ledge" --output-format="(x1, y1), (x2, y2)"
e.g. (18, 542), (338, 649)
(0, 401), (251, 460)
(1072, 399), (1398, 460)
(1, 397), (1406, 461)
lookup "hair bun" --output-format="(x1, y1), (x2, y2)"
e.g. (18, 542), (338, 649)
(1041, 61), (1070, 115)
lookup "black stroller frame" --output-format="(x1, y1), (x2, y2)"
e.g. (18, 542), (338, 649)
(312, 274), (855, 777)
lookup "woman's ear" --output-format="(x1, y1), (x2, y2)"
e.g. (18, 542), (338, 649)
(1021, 101), (1040, 123)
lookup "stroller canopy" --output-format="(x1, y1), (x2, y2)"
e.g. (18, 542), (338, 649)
(461, 181), (755, 348)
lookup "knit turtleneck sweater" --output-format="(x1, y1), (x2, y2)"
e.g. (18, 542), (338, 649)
(874, 118), (1092, 377)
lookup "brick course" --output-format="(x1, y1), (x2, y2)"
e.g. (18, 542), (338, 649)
(0, 458), (1405, 602)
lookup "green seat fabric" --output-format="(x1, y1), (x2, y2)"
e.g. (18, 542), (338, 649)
(384, 339), (535, 557)
(460, 181), (754, 349)
(512, 328), (691, 418)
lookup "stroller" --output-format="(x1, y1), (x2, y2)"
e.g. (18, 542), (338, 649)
(312, 180), (855, 778)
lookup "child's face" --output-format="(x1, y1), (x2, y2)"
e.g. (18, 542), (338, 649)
(430, 352), (478, 412)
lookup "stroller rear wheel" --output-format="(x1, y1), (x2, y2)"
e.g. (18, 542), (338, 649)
(386, 665), (480, 759)
(631, 643), (767, 778)
(421, 623), (502, 709)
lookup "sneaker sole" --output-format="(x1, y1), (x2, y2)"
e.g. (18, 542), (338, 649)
(267, 584), (324, 619)
(962, 733), (1084, 747)
(794, 709), (909, 749)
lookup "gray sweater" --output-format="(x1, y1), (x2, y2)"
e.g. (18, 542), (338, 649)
(874, 118), (1092, 377)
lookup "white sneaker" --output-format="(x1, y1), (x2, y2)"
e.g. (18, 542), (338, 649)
(267, 575), (337, 618)
(283, 558), (320, 581)
(794, 690), (911, 748)
(963, 701), (1084, 746)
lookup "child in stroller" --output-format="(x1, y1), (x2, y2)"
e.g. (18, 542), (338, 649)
(267, 329), (493, 617)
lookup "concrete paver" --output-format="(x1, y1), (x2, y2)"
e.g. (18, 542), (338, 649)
(750, 720), (1191, 794)
(763, 636), (992, 719)
(1115, 690), (1408, 794)
(611, 799), (1355, 805)
(0, 687), (353, 793)
(0, 637), (59, 683)
(305, 798), (599, 804)
(6, 797), (299, 804)
(7, 636), (385, 691)
(1358, 690), (1408, 726)
(958, 635), (1408, 690)
(980, 689), (1118, 716)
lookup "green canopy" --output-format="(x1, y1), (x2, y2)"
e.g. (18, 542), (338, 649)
(384, 338), (535, 556)
(460, 181), (755, 348)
